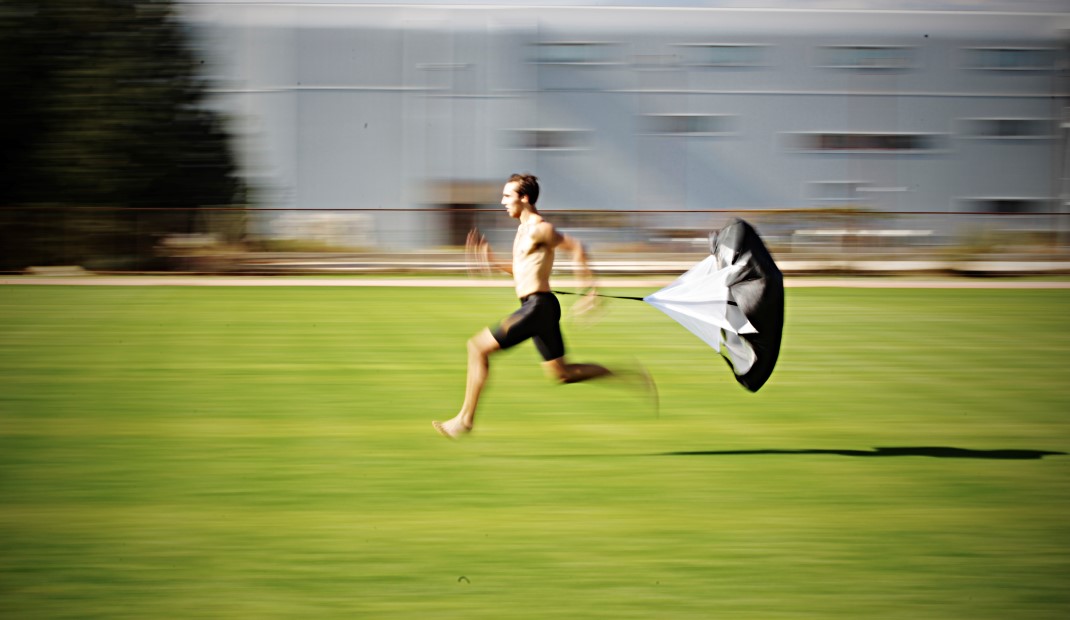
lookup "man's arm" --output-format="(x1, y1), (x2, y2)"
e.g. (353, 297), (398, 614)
(552, 227), (595, 290)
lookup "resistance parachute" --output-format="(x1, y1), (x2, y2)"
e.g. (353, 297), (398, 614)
(643, 218), (784, 392)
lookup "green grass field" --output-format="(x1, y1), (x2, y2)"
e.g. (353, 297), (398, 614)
(1, 283), (1068, 619)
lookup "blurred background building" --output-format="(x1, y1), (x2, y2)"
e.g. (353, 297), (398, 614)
(7, 2), (1067, 273)
(176, 2), (1069, 271)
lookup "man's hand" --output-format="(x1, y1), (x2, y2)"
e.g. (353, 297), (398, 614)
(572, 287), (601, 317)
(465, 229), (492, 277)
(555, 233), (602, 318)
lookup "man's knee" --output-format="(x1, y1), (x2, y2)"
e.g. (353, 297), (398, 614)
(468, 329), (501, 357)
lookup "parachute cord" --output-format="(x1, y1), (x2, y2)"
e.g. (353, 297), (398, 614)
(554, 289), (739, 307)
(552, 289), (646, 302)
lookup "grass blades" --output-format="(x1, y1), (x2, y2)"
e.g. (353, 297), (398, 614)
(1, 284), (1068, 619)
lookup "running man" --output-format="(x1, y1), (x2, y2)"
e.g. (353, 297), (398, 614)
(433, 173), (625, 438)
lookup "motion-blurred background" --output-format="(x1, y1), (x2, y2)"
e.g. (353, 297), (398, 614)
(2, 0), (1068, 276)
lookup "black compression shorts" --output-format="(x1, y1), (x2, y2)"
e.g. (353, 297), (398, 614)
(491, 292), (565, 361)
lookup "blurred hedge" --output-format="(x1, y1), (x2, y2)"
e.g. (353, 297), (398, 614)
(0, 0), (245, 271)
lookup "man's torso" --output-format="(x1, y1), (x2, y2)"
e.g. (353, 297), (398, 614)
(512, 219), (555, 298)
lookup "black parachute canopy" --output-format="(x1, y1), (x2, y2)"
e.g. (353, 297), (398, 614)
(644, 218), (784, 392)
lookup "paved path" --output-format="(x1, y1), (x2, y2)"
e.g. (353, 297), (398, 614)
(2, 275), (1069, 289)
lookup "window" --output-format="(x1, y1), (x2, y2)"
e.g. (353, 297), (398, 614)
(640, 114), (738, 136)
(961, 118), (1054, 139)
(963, 47), (1059, 71)
(503, 129), (592, 151)
(960, 198), (1053, 214)
(787, 132), (946, 152)
(530, 42), (619, 65)
(818, 45), (915, 70)
(675, 44), (768, 67)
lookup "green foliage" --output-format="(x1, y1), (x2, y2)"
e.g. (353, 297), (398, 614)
(0, 284), (1068, 618)
(0, 0), (245, 270)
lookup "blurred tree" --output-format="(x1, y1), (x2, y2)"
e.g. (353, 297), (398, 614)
(0, 0), (245, 270)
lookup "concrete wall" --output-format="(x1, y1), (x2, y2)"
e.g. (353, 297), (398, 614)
(182, 4), (1069, 249)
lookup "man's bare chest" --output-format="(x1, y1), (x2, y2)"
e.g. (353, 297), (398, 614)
(513, 225), (541, 258)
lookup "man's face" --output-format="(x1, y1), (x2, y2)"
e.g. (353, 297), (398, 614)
(501, 181), (526, 219)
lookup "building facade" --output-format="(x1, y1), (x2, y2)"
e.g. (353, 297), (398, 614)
(181, 4), (1069, 249)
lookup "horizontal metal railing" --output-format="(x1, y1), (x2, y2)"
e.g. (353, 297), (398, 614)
(2, 206), (1068, 275)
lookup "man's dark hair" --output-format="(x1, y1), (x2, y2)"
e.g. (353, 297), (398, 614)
(508, 173), (540, 205)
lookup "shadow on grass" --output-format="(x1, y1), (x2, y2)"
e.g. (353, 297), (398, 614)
(661, 447), (1066, 460)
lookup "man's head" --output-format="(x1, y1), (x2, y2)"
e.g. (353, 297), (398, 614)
(502, 173), (540, 219)
(508, 173), (539, 205)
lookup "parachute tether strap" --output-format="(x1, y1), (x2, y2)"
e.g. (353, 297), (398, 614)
(553, 289), (646, 302)
(555, 289), (739, 306)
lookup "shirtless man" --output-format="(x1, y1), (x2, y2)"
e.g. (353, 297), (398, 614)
(433, 173), (614, 438)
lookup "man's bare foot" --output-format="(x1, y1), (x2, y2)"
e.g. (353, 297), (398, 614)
(432, 417), (471, 439)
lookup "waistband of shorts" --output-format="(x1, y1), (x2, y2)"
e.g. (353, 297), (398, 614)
(519, 291), (554, 303)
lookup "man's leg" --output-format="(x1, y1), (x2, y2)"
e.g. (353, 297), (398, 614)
(459, 328), (501, 426)
(543, 356), (658, 413)
(433, 328), (500, 438)
(542, 357), (612, 384)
